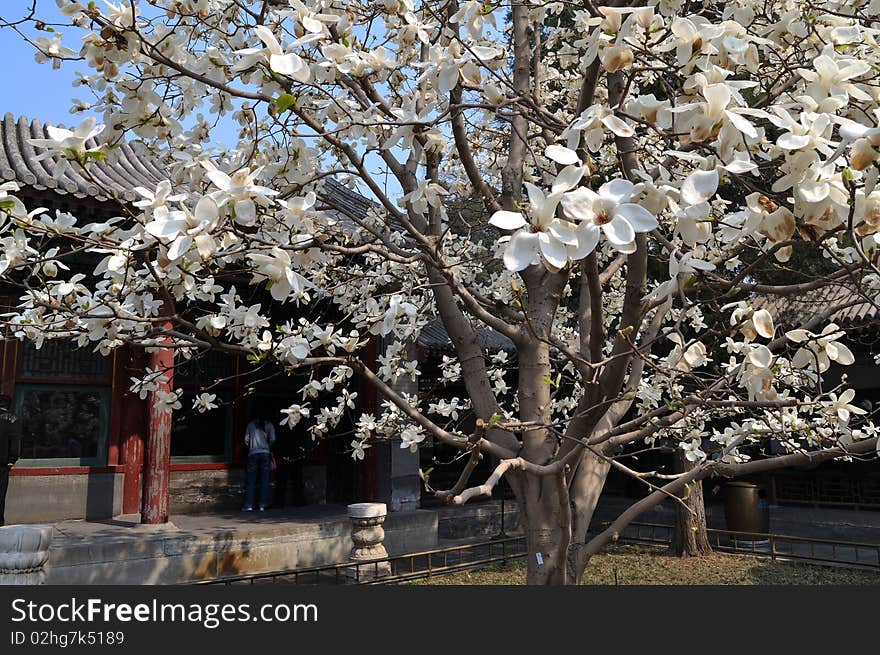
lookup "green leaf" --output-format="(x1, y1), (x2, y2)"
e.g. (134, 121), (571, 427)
(274, 93), (297, 113)
(0, 199), (15, 211)
(488, 412), (501, 426)
(82, 150), (106, 162)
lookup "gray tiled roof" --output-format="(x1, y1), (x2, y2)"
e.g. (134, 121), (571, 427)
(0, 113), (376, 219)
(0, 113), (169, 203)
(416, 317), (516, 355)
(752, 282), (880, 328)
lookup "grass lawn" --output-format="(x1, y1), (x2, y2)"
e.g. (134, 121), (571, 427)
(406, 544), (880, 585)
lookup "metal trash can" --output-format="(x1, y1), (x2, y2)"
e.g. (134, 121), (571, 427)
(723, 481), (770, 539)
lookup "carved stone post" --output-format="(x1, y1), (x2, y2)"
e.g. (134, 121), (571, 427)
(346, 503), (391, 580)
(0, 525), (53, 585)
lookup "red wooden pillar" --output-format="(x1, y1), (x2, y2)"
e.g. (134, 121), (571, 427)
(120, 348), (147, 515)
(141, 325), (174, 524)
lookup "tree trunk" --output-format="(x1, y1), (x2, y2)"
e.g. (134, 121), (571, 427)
(520, 476), (570, 585)
(669, 451), (712, 557)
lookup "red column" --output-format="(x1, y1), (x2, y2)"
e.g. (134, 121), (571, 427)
(141, 333), (174, 524)
(120, 348), (146, 515)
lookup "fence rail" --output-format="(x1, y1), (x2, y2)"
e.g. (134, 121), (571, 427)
(194, 523), (879, 585)
(193, 536), (528, 586)
(611, 521), (880, 570)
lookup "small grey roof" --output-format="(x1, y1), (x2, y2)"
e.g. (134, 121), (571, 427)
(0, 113), (375, 218)
(318, 177), (376, 221)
(417, 317), (516, 355)
(0, 113), (168, 203)
(752, 282), (880, 328)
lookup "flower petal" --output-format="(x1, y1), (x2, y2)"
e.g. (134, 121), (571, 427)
(748, 345), (773, 368)
(680, 169), (719, 205)
(830, 342), (855, 365)
(254, 25), (283, 54)
(615, 203), (658, 232)
(538, 232), (569, 269)
(601, 114), (635, 137)
(270, 53), (310, 82)
(752, 309), (775, 339)
(489, 210), (527, 230)
(600, 178), (634, 204)
(503, 231), (540, 271)
(167, 235), (192, 261)
(545, 144), (580, 166)
(785, 329), (810, 343)
(601, 215), (636, 245)
(551, 165), (584, 194)
(560, 187), (599, 222)
(777, 133), (811, 150)
(567, 223), (600, 260)
(725, 109), (757, 139)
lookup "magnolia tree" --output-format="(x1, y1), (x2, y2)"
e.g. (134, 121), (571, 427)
(2, 0), (880, 583)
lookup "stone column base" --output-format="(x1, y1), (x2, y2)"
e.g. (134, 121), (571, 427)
(346, 503), (392, 580)
(0, 525), (53, 585)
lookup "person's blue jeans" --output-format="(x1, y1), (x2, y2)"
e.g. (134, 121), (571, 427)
(244, 452), (271, 509)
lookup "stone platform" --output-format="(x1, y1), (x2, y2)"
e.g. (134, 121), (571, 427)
(42, 505), (438, 585)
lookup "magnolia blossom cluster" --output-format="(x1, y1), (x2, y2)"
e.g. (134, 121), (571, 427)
(0, 0), (875, 471)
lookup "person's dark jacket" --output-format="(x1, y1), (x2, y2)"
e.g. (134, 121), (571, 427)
(0, 411), (22, 467)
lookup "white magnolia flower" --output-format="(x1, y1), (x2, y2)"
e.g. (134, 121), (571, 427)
(193, 393), (218, 412)
(235, 25), (311, 82)
(350, 439), (370, 461)
(725, 303), (775, 341)
(133, 180), (186, 217)
(489, 166), (589, 271)
(786, 323), (855, 373)
(653, 249), (714, 300)
(27, 116), (104, 163)
(681, 438), (707, 462)
(739, 344), (777, 401)
(375, 295), (418, 336)
(202, 162), (279, 226)
(798, 45), (872, 112)
(400, 425), (425, 452)
(248, 247), (309, 302)
(566, 104), (635, 152)
(280, 404), (310, 427)
(155, 389), (183, 414)
(822, 389), (867, 427)
(559, 179), (658, 254)
(667, 333), (709, 371)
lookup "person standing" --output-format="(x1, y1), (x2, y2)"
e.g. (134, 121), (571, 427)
(243, 411), (275, 512)
(0, 395), (22, 526)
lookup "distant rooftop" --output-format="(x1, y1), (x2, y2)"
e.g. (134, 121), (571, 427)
(0, 113), (375, 220)
(752, 281), (880, 328)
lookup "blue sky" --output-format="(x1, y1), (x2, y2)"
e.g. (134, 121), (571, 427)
(0, 1), (89, 126)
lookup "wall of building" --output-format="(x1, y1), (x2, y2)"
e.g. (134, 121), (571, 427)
(5, 471), (123, 523)
(169, 468), (245, 514)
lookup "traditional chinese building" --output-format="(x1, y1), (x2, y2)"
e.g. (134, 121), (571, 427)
(752, 284), (880, 509)
(0, 114), (422, 524)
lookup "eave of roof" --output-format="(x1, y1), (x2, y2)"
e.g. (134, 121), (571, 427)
(751, 282), (880, 329)
(0, 113), (169, 204)
(0, 113), (377, 222)
(416, 317), (516, 355)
